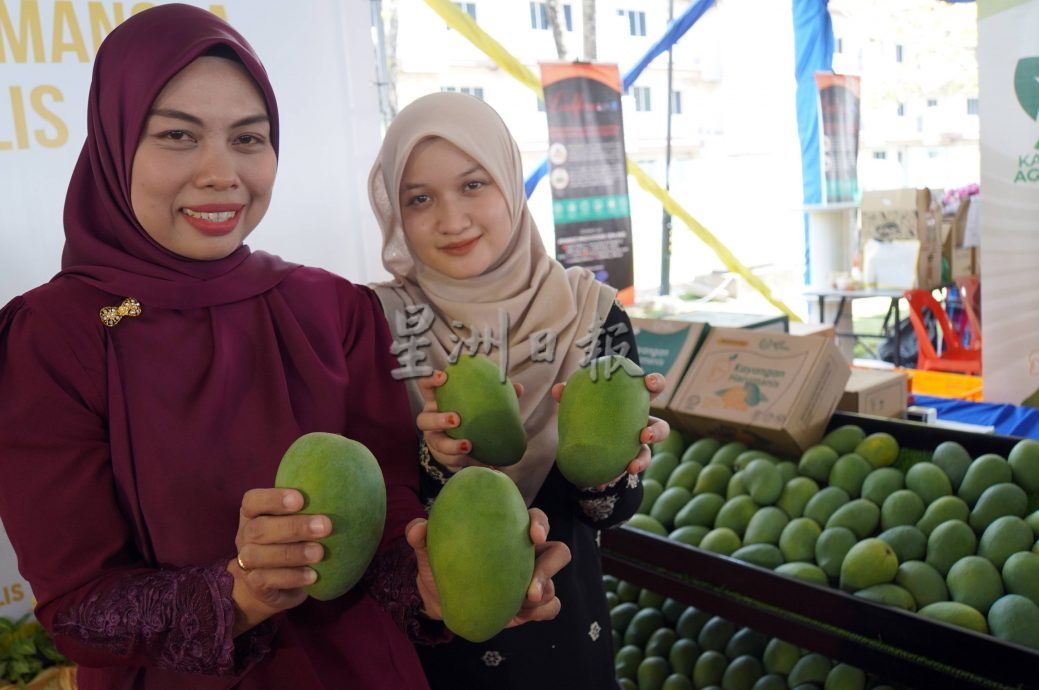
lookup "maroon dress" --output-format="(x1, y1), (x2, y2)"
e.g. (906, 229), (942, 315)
(0, 5), (433, 689)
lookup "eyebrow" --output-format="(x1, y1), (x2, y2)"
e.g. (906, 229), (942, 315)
(148, 108), (269, 129)
(401, 164), (486, 191)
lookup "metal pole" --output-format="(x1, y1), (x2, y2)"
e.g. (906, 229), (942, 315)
(660, 0), (675, 296)
(370, 0), (394, 128)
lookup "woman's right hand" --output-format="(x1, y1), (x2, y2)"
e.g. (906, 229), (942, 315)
(406, 508), (569, 626)
(416, 369), (523, 471)
(227, 488), (330, 636)
(415, 370), (470, 471)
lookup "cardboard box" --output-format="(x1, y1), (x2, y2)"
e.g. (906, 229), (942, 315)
(947, 246), (975, 282)
(941, 198), (977, 282)
(669, 310), (789, 333)
(837, 368), (908, 418)
(668, 328), (851, 456)
(789, 321), (836, 340)
(860, 188), (943, 290)
(631, 318), (709, 420)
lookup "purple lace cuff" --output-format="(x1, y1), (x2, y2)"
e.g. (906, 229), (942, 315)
(363, 537), (450, 645)
(53, 561), (274, 675)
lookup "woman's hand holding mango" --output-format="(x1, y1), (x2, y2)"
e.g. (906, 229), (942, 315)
(551, 371), (671, 488)
(416, 369), (524, 471)
(405, 507), (569, 626)
(228, 488), (330, 635)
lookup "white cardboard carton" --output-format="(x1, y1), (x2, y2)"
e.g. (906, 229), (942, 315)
(631, 318), (709, 423)
(668, 328), (850, 457)
(837, 368), (908, 418)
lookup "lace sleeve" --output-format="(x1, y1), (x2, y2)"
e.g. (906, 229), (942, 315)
(575, 471), (644, 528)
(362, 536), (451, 645)
(52, 560), (274, 675)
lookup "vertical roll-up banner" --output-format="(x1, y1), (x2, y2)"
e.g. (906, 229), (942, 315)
(815, 73), (860, 204)
(540, 63), (635, 304)
(978, 0), (1039, 405)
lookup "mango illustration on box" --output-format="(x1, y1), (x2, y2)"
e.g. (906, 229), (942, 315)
(706, 354), (738, 385)
(712, 382), (769, 411)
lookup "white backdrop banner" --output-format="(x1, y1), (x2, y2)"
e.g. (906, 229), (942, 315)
(0, 0), (386, 618)
(978, 0), (1039, 404)
(0, 522), (30, 620)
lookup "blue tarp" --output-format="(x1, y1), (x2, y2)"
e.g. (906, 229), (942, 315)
(792, 0), (834, 284)
(792, 0), (833, 207)
(913, 395), (1039, 440)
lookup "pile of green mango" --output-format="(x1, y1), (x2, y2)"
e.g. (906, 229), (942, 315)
(605, 575), (904, 690)
(627, 427), (1039, 651)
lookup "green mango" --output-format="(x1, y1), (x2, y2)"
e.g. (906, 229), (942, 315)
(557, 355), (650, 487)
(427, 466), (534, 642)
(436, 354), (526, 466)
(274, 432), (386, 601)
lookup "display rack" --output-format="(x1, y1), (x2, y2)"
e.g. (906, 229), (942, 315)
(602, 412), (1033, 690)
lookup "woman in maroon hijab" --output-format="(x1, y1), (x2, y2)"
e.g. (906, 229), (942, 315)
(0, 5), (565, 689)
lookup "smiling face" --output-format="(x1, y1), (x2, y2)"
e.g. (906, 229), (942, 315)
(130, 56), (276, 261)
(398, 137), (513, 279)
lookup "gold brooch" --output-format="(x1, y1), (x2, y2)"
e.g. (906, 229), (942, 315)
(100, 297), (142, 328)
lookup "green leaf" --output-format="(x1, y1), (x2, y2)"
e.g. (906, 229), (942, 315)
(9, 657), (31, 676)
(40, 645), (68, 664)
(1015, 57), (1039, 121)
(9, 638), (35, 657)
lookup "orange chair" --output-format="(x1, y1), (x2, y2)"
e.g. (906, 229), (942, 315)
(903, 289), (982, 375)
(955, 275), (982, 351)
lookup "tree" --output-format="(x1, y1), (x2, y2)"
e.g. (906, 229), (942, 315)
(376, 0), (399, 120)
(582, 0), (596, 59)
(544, 0), (568, 60)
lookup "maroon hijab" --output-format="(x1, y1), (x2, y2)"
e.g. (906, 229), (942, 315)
(58, 2), (298, 308)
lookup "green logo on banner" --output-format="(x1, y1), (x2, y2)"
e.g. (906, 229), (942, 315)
(553, 195), (631, 224)
(635, 329), (691, 374)
(1014, 57), (1039, 121)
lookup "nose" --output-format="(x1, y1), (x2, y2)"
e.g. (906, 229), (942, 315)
(435, 198), (470, 235)
(194, 142), (238, 190)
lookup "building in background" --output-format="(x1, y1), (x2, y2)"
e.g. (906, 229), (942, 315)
(376, 0), (980, 311)
(830, 0), (980, 193)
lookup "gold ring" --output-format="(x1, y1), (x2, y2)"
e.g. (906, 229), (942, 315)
(236, 554), (249, 572)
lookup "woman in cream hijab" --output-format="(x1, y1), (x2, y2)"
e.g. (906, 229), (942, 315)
(369, 92), (668, 690)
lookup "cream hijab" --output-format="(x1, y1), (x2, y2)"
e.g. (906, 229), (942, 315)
(369, 92), (616, 504)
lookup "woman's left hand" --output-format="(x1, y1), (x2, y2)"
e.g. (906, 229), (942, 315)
(551, 371), (671, 487)
(406, 508), (569, 626)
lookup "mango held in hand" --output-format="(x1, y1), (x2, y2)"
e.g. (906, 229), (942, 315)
(274, 432), (386, 601)
(557, 355), (650, 487)
(436, 355), (527, 466)
(427, 466), (535, 642)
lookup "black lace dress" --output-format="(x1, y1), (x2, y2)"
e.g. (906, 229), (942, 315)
(416, 303), (643, 690)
